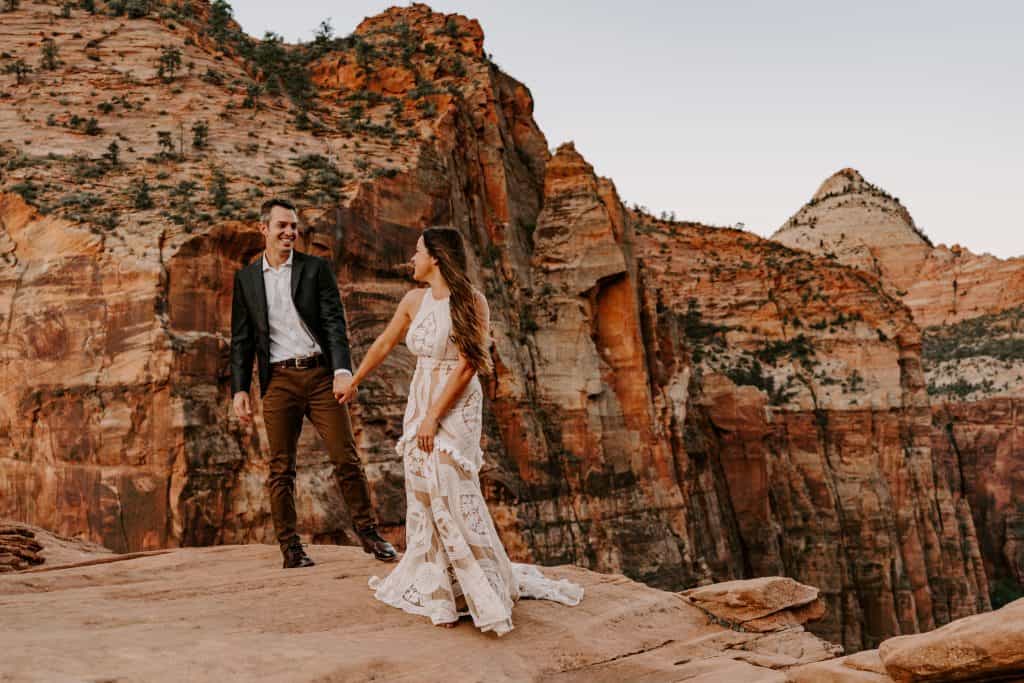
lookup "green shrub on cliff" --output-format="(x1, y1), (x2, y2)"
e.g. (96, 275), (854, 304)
(722, 356), (797, 405)
(755, 334), (815, 366)
(289, 154), (346, 204)
(10, 180), (39, 203)
(680, 299), (728, 363)
(923, 307), (1024, 365)
(40, 39), (62, 71)
(926, 378), (995, 399)
(2, 59), (31, 85)
(130, 178), (153, 210)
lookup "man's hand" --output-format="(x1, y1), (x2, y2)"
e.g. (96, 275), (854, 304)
(233, 391), (253, 425)
(334, 373), (358, 404)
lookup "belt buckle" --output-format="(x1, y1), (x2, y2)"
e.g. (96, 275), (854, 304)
(296, 354), (317, 369)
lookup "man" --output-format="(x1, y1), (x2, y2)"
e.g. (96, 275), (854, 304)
(231, 198), (397, 568)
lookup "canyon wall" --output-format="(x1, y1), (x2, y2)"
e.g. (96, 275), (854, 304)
(773, 169), (1024, 598)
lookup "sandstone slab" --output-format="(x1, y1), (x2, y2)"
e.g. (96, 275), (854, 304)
(787, 650), (893, 683)
(877, 597), (1024, 682)
(681, 576), (824, 632)
(0, 545), (843, 683)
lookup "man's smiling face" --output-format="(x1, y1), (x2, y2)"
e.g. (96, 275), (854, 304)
(261, 205), (300, 256)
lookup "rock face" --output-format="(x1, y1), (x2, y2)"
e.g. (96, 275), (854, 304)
(932, 396), (1024, 598)
(0, 521), (43, 571)
(630, 215), (989, 650)
(0, 0), (1000, 655)
(772, 169), (1024, 601)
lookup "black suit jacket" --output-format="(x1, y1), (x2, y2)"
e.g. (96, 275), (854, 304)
(230, 250), (352, 396)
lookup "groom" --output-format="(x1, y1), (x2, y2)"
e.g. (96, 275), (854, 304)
(230, 198), (397, 568)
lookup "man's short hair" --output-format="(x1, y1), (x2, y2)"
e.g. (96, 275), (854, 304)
(260, 198), (297, 225)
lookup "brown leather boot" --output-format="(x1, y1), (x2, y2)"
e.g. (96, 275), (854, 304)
(357, 528), (397, 562)
(282, 542), (316, 569)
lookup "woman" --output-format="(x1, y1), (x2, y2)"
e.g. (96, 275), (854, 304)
(338, 227), (582, 635)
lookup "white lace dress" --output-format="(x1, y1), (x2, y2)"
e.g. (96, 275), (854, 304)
(369, 289), (583, 635)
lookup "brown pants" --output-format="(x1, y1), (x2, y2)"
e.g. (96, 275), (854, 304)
(262, 365), (375, 550)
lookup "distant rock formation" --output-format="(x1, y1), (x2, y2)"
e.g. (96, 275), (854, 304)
(772, 168), (1024, 329)
(772, 169), (1024, 602)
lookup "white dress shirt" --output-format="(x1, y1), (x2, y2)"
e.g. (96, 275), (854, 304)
(263, 251), (350, 377)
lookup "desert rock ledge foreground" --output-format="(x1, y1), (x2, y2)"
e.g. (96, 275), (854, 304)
(1, 535), (1023, 682)
(1, 542), (840, 682)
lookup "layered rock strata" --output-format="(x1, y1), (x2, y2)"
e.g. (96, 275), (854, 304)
(630, 212), (989, 650)
(772, 169), (1024, 598)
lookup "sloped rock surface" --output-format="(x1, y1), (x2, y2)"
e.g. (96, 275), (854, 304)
(0, 544), (840, 683)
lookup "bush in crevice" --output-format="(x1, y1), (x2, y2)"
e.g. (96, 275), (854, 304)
(191, 120), (209, 151)
(3, 59), (31, 85)
(40, 39), (62, 71)
(130, 177), (153, 209)
(157, 45), (182, 82)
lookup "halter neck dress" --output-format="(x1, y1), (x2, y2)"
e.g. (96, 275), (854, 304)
(369, 289), (582, 635)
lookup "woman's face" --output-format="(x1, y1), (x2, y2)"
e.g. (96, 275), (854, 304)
(411, 236), (436, 282)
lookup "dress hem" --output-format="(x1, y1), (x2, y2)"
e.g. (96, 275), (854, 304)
(369, 577), (514, 636)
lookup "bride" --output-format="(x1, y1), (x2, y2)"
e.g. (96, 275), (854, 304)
(338, 226), (582, 635)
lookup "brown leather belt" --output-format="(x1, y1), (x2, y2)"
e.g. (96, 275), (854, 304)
(271, 353), (327, 370)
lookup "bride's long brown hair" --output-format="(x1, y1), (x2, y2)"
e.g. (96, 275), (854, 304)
(422, 227), (493, 376)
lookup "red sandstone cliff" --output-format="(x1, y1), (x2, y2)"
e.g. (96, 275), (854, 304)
(0, 0), (1004, 653)
(772, 169), (1024, 602)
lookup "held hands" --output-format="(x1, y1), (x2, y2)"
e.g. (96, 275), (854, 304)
(335, 373), (359, 404)
(416, 415), (439, 454)
(232, 391), (253, 425)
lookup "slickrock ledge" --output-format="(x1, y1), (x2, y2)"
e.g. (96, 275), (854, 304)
(788, 597), (1024, 683)
(3, 540), (1023, 682)
(0, 544), (843, 683)
(877, 597), (1024, 683)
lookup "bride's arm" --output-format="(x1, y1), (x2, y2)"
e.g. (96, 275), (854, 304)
(338, 289), (422, 404)
(416, 292), (490, 454)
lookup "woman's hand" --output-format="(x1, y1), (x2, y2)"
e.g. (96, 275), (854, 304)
(417, 415), (439, 453)
(232, 391), (252, 425)
(337, 376), (360, 405)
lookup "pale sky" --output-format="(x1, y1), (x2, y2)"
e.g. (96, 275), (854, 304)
(232, 1), (1024, 258)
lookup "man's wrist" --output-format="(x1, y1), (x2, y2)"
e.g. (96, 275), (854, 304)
(333, 368), (352, 377)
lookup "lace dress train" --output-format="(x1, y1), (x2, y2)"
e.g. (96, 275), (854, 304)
(369, 291), (582, 635)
